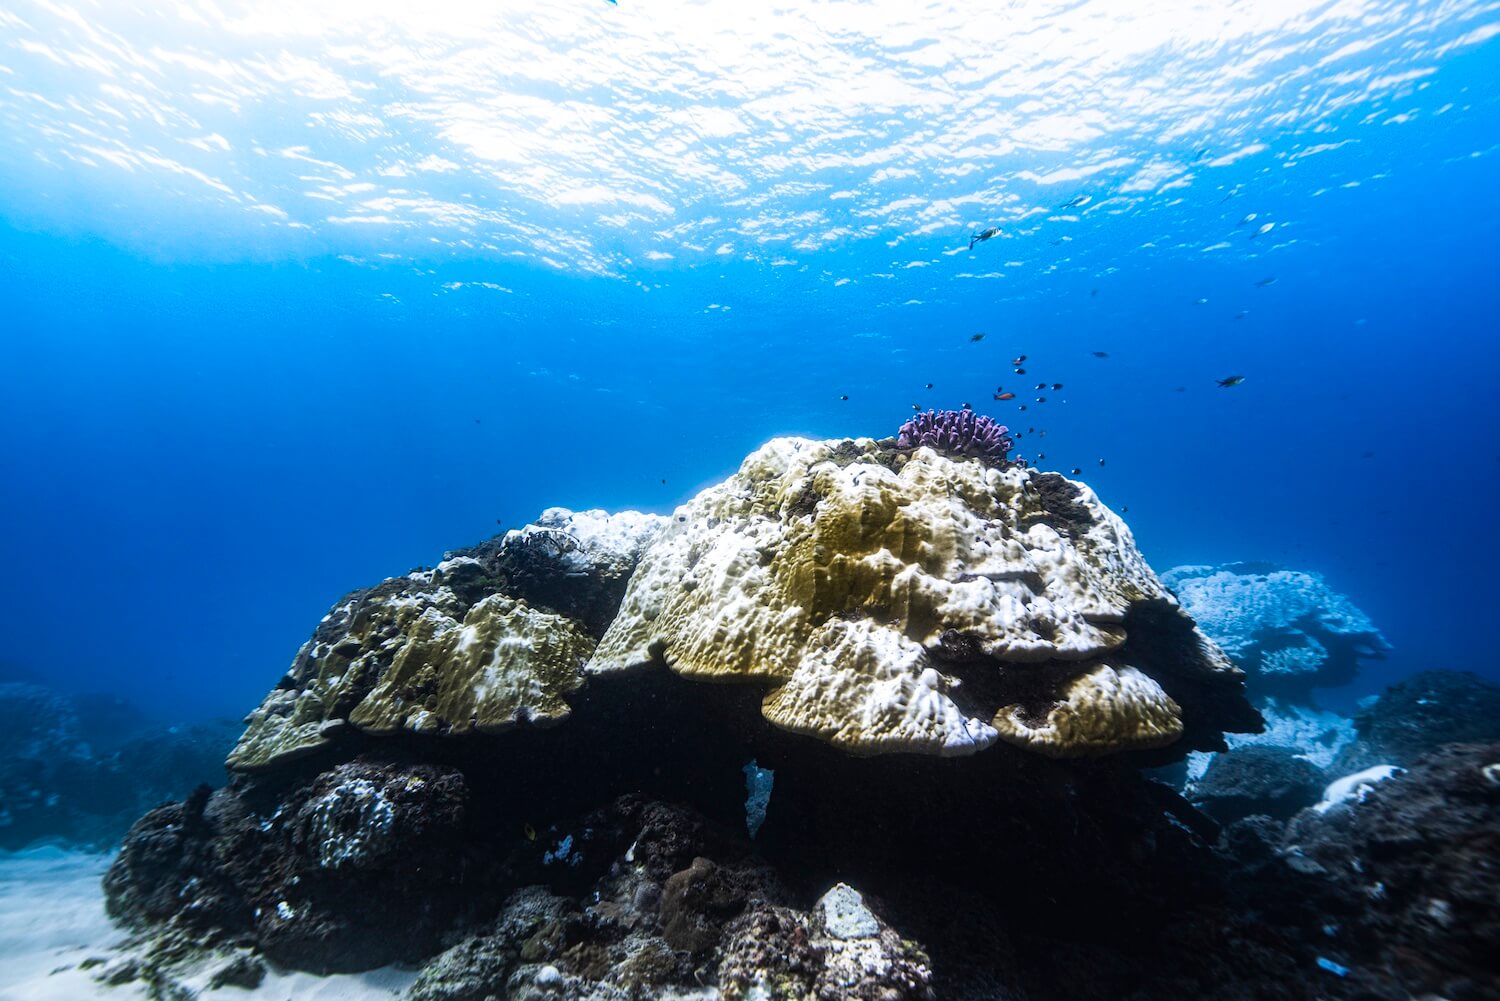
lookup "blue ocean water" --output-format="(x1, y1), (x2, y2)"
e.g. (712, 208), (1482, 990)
(0, 1), (1497, 724)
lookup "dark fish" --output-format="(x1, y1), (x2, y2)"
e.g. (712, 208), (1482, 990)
(1097, 458), (1105, 467)
(1215, 375), (1246, 388)
(961, 402), (973, 410)
(924, 383), (934, 389)
(1015, 367), (1026, 375)
(994, 392), (1015, 400)
(969, 227), (1000, 250)
(1070, 467), (1082, 475)
(1121, 505), (1129, 512)
(1035, 383), (1047, 390)
(1091, 351), (1109, 358)
(474, 418), (481, 423)
(1011, 355), (1027, 365)
(839, 394), (849, 400)
(1255, 277), (1277, 286)
(971, 333), (985, 342)
(1051, 383), (1063, 390)
(1036, 452), (1045, 460)
(661, 478), (667, 484)
(1018, 404), (1028, 411)
(1035, 396), (1046, 403)
(912, 403), (922, 410)
(1090, 288), (1099, 296)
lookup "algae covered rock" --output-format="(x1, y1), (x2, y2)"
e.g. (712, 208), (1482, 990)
(590, 436), (1255, 759)
(228, 509), (662, 772)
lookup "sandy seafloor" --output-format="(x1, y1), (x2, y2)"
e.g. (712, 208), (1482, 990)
(0, 847), (417, 1001)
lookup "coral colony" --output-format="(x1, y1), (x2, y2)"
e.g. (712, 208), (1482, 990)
(897, 408), (1014, 464)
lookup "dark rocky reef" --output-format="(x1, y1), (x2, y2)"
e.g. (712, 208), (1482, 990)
(1334, 669), (1500, 772)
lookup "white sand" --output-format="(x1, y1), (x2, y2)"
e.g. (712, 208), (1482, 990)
(0, 846), (418, 1000)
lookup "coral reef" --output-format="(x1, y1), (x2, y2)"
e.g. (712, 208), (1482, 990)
(91, 435), (1500, 1001)
(0, 682), (238, 850)
(1161, 562), (1389, 701)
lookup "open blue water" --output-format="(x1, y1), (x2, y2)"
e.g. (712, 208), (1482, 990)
(1, 1), (1497, 722)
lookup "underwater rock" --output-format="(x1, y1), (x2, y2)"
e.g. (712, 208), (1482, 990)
(106, 759), (475, 973)
(1333, 669), (1500, 773)
(1283, 741), (1500, 1000)
(1187, 745), (1325, 824)
(1161, 562), (1389, 701)
(592, 437), (1256, 759)
(228, 508), (662, 772)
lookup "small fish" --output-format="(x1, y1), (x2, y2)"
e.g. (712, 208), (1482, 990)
(1011, 355), (1027, 365)
(1121, 505), (1128, 512)
(971, 333), (985, 342)
(1018, 404), (1028, 411)
(1256, 277), (1277, 286)
(1039, 431), (1046, 437)
(1035, 396), (1046, 403)
(1234, 310), (1250, 320)
(994, 392), (1015, 401)
(961, 402), (973, 410)
(1014, 367), (1026, 375)
(1070, 467), (1082, 475)
(1051, 383), (1063, 390)
(1060, 194), (1092, 210)
(912, 403), (922, 410)
(1215, 375), (1246, 388)
(839, 394), (849, 400)
(969, 227), (1000, 250)
(1361, 451), (1375, 459)
(661, 478), (667, 484)
(1035, 383), (1047, 390)
(1091, 350), (1109, 358)
(1097, 458), (1106, 467)
(1036, 453), (1045, 460)
(1252, 222), (1275, 238)
(924, 383), (934, 389)
(1194, 297), (1209, 305)
(474, 418), (481, 424)
(1238, 212), (1258, 226)
(524, 823), (537, 841)
(1090, 288), (1099, 296)
(1028, 427), (1035, 433)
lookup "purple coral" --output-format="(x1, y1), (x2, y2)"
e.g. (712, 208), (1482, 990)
(897, 409), (1014, 464)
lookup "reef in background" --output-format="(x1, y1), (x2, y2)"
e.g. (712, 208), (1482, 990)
(0, 683), (239, 850)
